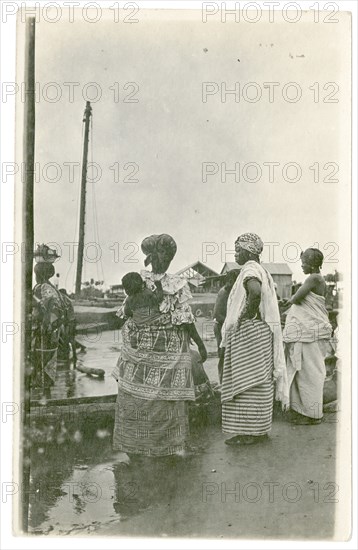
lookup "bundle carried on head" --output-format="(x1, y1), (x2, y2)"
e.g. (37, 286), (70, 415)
(34, 261), (55, 281)
(141, 234), (177, 267)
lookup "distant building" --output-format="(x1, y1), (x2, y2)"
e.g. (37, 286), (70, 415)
(108, 283), (124, 297)
(221, 262), (293, 299)
(176, 261), (220, 293)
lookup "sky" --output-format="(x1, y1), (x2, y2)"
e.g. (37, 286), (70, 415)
(28, 9), (350, 289)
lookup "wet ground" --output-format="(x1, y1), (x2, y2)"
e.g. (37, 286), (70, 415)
(28, 415), (337, 538)
(28, 319), (338, 539)
(31, 318), (219, 402)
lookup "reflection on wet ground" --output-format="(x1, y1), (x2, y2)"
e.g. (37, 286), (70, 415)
(31, 330), (122, 402)
(28, 420), (212, 535)
(28, 322), (221, 535)
(31, 321), (218, 402)
(27, 321), (337, 538)
(29, 433), (115, 534)
(28, 416), (337, 538)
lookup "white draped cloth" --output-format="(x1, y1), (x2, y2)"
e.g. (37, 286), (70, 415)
(283, 292), (332, 418)
(221, 261), (289, 408)
(283, 291), (332, 344)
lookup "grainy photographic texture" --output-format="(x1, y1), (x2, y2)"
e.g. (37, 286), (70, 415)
(9, 3), (352, 542)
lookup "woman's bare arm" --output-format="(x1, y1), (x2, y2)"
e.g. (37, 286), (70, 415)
(289, 274), (318, 304)
(241, 278), (261, 320)
(184, 323), (207, 362)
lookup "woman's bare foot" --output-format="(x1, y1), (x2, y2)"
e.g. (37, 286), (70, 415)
(225, 434), (268, 445)
(290, 416), (322, 425)
(287, 410), (322, 425)
(224, 435), (241, 445)
(108, 451), (130, 464)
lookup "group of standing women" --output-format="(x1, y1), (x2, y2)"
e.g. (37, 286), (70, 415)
(31, 231), (332, 454)
(112, 232), (332, 457)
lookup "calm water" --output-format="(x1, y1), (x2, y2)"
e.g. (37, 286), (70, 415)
(31, 320), (218, 402)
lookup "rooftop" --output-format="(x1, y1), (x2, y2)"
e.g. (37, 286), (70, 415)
(176, 261), (219, 277)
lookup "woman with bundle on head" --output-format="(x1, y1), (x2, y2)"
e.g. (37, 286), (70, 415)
(220, 233), (289, 445)
(283, 248), (332, 425)
(32, 262), (66, 390)
(112, 233), (207, 457)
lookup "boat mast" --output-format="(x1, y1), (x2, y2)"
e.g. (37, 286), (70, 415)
(21, 15), (36, 533)
(75, 101), (92, 296)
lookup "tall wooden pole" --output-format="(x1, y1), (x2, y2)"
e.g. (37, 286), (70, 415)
(22, 16), (36, 533)
(75, 101), (92, 296)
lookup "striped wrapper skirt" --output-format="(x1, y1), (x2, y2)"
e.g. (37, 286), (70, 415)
(221, 319), (274, 436)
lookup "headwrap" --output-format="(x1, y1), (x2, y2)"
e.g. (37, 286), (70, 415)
(235, 232), (264, 256)
(34, 262), (55, 280)
(141, 234), (177, 267)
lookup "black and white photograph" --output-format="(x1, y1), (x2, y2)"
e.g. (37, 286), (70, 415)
(0, 1), (356, 546)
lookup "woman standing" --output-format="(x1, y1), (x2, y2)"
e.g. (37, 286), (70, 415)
(283, 248), (332, 425)
(220, 233), (289, 445)
(112, 234), (207, 457)
(31, 262), (65, 391)
(213, 269), (241, 383)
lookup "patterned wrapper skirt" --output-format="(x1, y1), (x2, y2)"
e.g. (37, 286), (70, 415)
(32, 330), (59, 386)
(113, 389), (189, 456)
(113, 317), (194, 456)
(221, 319), (274, 436)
